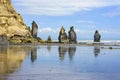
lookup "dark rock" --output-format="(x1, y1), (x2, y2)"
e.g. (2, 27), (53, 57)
(0, 35), (9, 45)
(47, 35), (52, 43)
(58, 26), (68, 43)
(94, 30), (101, 42)
(109, 47), (112, 49)
(31, 21), (38, 38)
(68, 26), (77, 44)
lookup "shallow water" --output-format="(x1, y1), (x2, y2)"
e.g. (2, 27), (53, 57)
(0, 45), (120, 80)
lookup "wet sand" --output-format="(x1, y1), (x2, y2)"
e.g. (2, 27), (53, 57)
(0, 43), (120, 80)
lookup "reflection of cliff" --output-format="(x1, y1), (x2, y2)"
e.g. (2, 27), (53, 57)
(58, 46), (76, 61)
(0, 46), (30, 75)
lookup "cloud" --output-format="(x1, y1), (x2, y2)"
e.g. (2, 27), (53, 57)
(12, 0), (120, 16)
(38, 27), (120, 35)
(38, 27), (94, 35)
(102, 7), (120, 17)
(77, 20), (96, 24)
(38, 27), (60, 33)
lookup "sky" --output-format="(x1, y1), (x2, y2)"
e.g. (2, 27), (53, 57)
(12, 0), (120, 40)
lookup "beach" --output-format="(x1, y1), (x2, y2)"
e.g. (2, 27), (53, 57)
(0, 44), (120, 80)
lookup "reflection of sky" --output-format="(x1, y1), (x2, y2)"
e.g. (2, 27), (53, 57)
(24, 46), (120, 73)
(1, 46), (120, 80)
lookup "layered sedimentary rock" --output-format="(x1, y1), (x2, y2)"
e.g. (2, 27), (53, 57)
(68, 26), (77, 43)
(58, 26), (68, 43)
(31, 21), (38, 38)
(0, 0), (31, 39)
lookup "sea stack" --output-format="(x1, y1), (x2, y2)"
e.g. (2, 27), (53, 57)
(94, 30), (101, 42)
(58, 26), (68, 43)
(0, 0), (32, 43)
(68, 26), (77, 44)
(31, 21), (38, 38)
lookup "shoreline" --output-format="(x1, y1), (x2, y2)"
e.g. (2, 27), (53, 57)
(1, 42), (120, 47)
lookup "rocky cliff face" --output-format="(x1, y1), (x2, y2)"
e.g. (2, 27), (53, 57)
(0, 0), (31, 38)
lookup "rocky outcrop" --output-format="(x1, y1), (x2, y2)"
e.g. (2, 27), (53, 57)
(94, 30), (101, 42)
(0, 0), (32, 39)
(68, 26), (77, 44)
(47, 35), (52, 43)
(31, 21), (38, 38)
(58, 26), (68, 43)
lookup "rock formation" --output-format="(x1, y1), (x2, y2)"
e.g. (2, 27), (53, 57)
(31, 21), (38, 38)
(58, 26), (68, 43)
(47, 35), (52, 43)
(0, 0), (32, 41)
(94, 30), (101, 42)
(68, 26), (77, 43)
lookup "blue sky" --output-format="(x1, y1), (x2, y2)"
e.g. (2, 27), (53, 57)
(12, 0), (120, 40)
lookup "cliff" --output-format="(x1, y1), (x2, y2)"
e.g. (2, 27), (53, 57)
(0, 0), (32, 39)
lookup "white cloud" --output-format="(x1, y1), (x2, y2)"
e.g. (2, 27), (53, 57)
(77, 20), (96, 24)
(38, 27), (95, 35)
(38, 27), (120, 35)
(38, 27), (60, 33)
(12, 0), (120, 16)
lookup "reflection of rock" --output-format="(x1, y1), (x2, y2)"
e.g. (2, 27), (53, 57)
(94, 30), (101, 42)
(31, 48), (37, 62)
(58, 46), (67, 61)
(94, 46), (100, 57)
(0, 46), (30, 75)
(47, 46), (51, 52)
(58, 26), (68, 43)
(68, 26), (77, 44)
(58, 46), (76, 61)
(0, 46), (7, 54)
(68, 47), (76, 61)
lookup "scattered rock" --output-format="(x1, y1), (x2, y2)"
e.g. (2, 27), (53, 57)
(109, 47), (112, 49)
